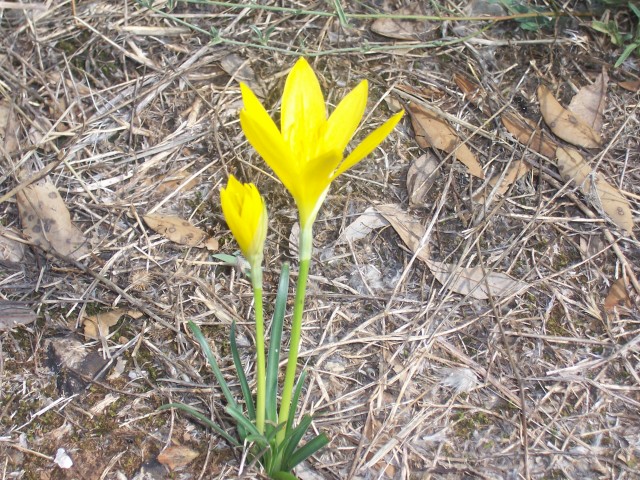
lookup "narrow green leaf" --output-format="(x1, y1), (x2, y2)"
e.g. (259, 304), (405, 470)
(272, 472), (299, 480)
(211, 253), (238, 265)
(266, 263), (290, 423)
(615, 42), (638, 67)
(287, 433), (330, 470)
(225, 405), (264, 444)
(286, 370), (307, 436)
(187, 321), (238, 409)
(230, 321), (256, 421)
(282, 415), (313, 463)
(160, 403), (240, 446)
(331, 0), (349, 28)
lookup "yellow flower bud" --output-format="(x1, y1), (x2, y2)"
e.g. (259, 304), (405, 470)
(220, 175), (268, 265)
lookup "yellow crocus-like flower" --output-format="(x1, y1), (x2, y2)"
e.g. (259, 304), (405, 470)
(220, 175), (268, 266)
(239, 58), (403, 231)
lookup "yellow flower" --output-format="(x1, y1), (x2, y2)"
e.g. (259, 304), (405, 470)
(239, 58), (403, 230)
(220, 175), (268, 265)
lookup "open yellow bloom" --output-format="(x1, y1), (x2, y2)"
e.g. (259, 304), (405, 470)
(220, 175), (268, 265)
(239, 58), (403, 230)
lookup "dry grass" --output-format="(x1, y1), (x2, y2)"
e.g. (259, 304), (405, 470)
(1, 1), (639, 479)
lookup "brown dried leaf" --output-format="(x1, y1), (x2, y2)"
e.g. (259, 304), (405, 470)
(377, 204), (526, 299)
(568, 70), (608, 134)
(556, 147), (634, 233)
(538, 85), (602, 148)
(336, 207), (389, 245)
(371, 3), (428, 40)
(375, 204), (431, 262)
(17, 180), (89, 259)
(475, 160), (531, 203)
(618, 79), (640, 92)
(0, 98), (19, 155)
(144, 214), (217, 249)
(501, 113), (557, 158)
(0, 226), (25, 264)
(407, 153), (439, 206)
(157, 445), (199, 471)
(83, 309), (143, 339)
(453, 73), (491, 115)
(604, 278), (631, 312)
(0, 302), (36, 331)
(220, 53), (266, 98)
(425, 259), (527, 300)
(143, 170), (200, 194)
(408, 103), (485, 179)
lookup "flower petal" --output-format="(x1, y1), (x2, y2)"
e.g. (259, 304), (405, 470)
(296, 149), (341, 227)
(239, 86), (297, 188)
(324, 80), (368, 153)
(281, 58), (326, 161)
(333, 111), (404, 178)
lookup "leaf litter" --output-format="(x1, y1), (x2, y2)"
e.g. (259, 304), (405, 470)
(407, 102), (485, 179)
(16, 179), (89, 260)
(538, 84), (602, 148)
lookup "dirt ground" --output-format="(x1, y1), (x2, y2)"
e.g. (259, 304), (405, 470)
(1, 1), (640, 479)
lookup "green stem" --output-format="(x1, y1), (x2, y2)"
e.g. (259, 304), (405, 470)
(277, 225), (313, 443)
(252, 262), (266, 434)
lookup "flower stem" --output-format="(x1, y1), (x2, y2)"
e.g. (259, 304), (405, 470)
(277, 225), (313, 443)
(251, 262), (266, 434)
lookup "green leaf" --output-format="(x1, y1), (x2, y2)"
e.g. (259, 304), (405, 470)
(225, 405), (265, 445)
(281, 415), (313, 464)
(615, 41), (640, 67)
(187, 321), (238, 410)
(211, 253), (238, 265)
(160, 403), (240, 446)
(272, 472), (299, 480)
(286, 370), (307, 436)
(230, 321), (256, 421)
(266, 263), (290, 423)
(287, 433), (330, 470)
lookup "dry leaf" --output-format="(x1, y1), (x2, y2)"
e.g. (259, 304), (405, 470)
(17, 179), (89, 259)
(604, 278), (631, 312)
(376, 204), (431, 262)
(335, 207), (389, 246)
(408, 103), (485, 179)
(220, 53), (266, 97)
(144, 214), (217, 250)
(0, 98), (19, 155)
(157, 445), (199, 471)
(0, 302), (37, 331)
(568, 70), (608, 133)
(453, 73), (491, 115)
(83, 309), (143, 339)
(424, 259), (527, 300)
(618, 79), (640, 92)
(371, 3), (430, 40)
(377, 204), (525, 299)
(0, 226), (25, 264)
(476, 160), (531, 203)
(501, 113), (557, 158)
(556, 147), (634, 233)
(144, 170), (200, 194)
(407, 153), (439, 206)
(538, 85), (602, 148)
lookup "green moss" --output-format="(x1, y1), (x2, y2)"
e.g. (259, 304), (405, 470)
(452, 410), (491, 440)
(546, 304), (568, 336)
